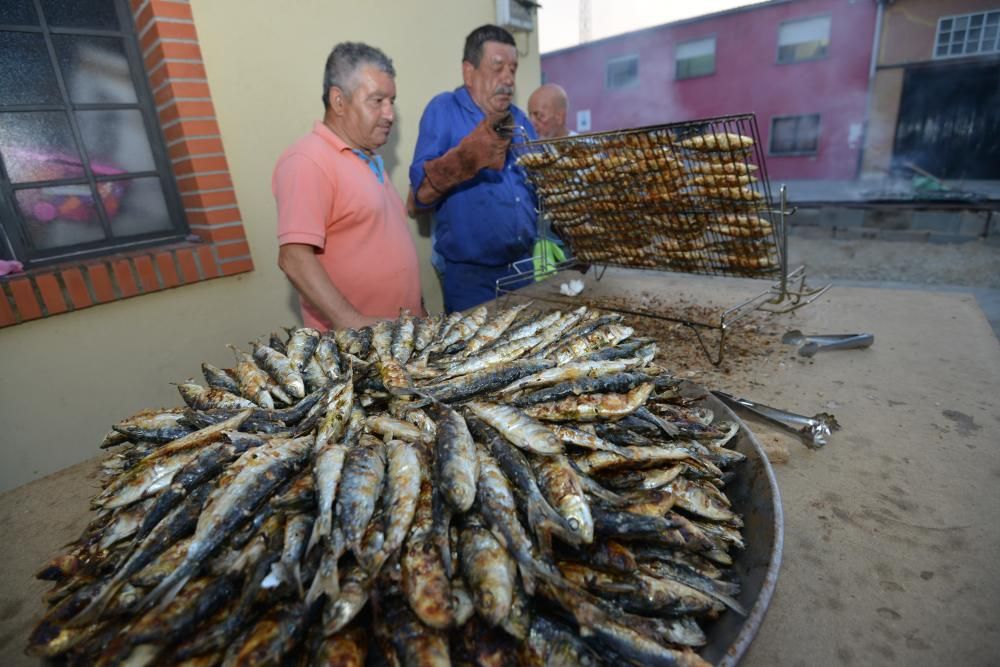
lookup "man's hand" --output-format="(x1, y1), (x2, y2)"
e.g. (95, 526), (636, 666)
(278, 243), (381, 331)
(416, 111), (514, 206)
(460, 110), (513, 171)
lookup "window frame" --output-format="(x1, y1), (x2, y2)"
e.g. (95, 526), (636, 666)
(675, 35), (717, 80)
(933, 10), (1000, 60)
(0, 0), (188, 269)
(605, 53), (640, 90)
(775, 13), (832, 65)
(768, 113), (822, 156)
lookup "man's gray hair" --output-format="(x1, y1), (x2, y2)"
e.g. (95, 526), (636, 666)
(322, 42), (395, 107)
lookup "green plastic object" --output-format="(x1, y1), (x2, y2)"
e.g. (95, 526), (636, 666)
(532, 239), (565, 281)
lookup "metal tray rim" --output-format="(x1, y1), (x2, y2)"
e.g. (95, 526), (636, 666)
(691, 383), (785, 666)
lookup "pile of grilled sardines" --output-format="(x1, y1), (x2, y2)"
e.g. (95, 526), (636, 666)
(29, 304), (748, 667)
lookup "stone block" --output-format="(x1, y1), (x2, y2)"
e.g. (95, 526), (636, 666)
(909, 210), (962, 234)
(927, 232), (981, 245)
(958, 210), (990, 237)
(788, 207), (822, 227)
(878, 228), (932, 243)
(862, 209), (910, 231)
(788, 225), (833, 240)
(832, 226), (882, 241)
(825, 207), (866, 228)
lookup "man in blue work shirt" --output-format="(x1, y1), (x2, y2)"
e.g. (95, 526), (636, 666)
(408, 24), (538, 312)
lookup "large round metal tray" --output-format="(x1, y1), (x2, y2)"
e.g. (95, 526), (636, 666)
(681, 381), (784, 666)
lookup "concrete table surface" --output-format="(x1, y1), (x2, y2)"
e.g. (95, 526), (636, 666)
(3, 269), (999, 665)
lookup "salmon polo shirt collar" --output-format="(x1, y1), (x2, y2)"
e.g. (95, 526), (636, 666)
(313, 121), (385, 183)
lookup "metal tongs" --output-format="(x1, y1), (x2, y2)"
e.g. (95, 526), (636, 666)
(712, 390), (841, 449)
(782, 329), (874, 358)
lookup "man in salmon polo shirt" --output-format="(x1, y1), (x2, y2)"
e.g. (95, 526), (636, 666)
(273, 42), (424, 331)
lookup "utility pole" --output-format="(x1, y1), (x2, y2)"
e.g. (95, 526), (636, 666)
(579, 0), (592, 43)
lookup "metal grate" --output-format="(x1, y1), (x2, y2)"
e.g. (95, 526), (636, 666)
(498, 113), (830, 365)
(512, 113), (783, 279)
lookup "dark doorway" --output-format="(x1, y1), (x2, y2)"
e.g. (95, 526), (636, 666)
(893, 61), (1000, 179)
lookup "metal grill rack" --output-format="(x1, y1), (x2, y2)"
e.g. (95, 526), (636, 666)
(497, 113), (830, 365)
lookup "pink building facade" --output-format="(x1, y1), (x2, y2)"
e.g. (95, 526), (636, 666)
(540, 0), (878, 180)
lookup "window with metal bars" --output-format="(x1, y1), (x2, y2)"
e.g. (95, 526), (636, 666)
(769, 114), (820, 156)
(0, 0), (187, 269)
(934, 10), (1000, 59)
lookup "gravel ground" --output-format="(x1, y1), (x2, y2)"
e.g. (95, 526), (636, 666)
(786, 236), (1000, 337)
(787, 237), (1000, 288)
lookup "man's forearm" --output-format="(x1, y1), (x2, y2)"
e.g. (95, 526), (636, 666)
(414, 171), (445, 208)
(278, 244), (378, 330)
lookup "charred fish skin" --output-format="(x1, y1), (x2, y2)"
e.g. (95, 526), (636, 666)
(221, 600), (308, 667)
(521, 613), (604, 667)
(69, 482), (213, 625)
(522, 382), (655, 423)
(334, 326), (373, 359)
(375, 592), (451, 667)
(323, 561), (373, 635)
(412, 314), (442, 356)
(466, 401), (563, 456)
(335, 435), (388, 558)
(313, 332), (343, 381)
(459, 512), (517, 626)
(542, 581), (712, 667)
(437, 304), (489, 352)
(417, 358), (556, 404)
(251, 340), (306, 399)
(34, 305), (754, 667)
(498, 359), (635, 397)
(286, 327), (321, 372)
(372, 320), (416, 395)
(427, 402), (478, 513)
(267, 513), (313, 596)
(366, 414), (430, 444)
(474, 445), (564, 595)
(178, 383), (257, 411)
(532, 454), (594, 545)
(487, 309), (562, 351)
(137, 436), (313, 614)
(391, 310), (416, 365)
(466, 415), (576, 549)
(511, 372), (654, 407)
(311, 622), (368, 667)
(127, 439), (242, 548)
(228, 344), (275, 409)
(401, 462), (454, 630)
(378, 440), (423, 568)
(548, 323), (636, 365)
(314, 374), (355, 451)
(201, 362), (241, 394)
(112, 410), (193, 444)
(461, 302), (530, 357)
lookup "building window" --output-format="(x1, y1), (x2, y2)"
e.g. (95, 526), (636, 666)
(0, 0), (187, 269)
(676, 37), (716, 80)
(777, 15), (831, 64)
(606, 54), (639, 89)
(935, 11), (1000, 59)
(770, 114), (821, 155)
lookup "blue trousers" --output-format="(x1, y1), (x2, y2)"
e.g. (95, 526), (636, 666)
(440, 259), (532, 313)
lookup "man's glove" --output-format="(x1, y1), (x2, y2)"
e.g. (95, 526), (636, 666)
(419, 111), (513, 203)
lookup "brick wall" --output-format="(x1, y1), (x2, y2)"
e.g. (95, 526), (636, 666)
(0, 0), (253, 328)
